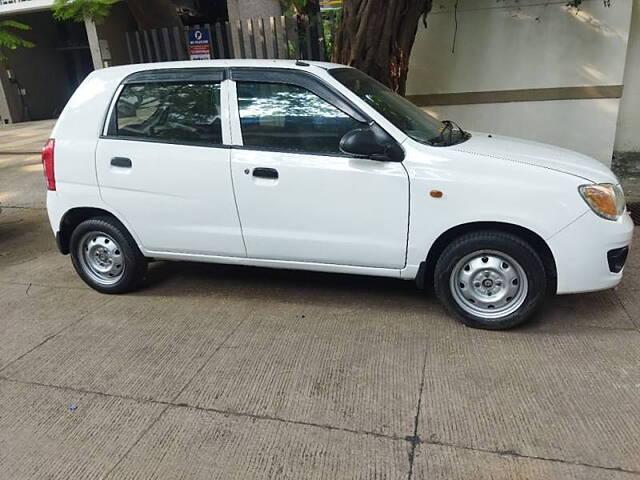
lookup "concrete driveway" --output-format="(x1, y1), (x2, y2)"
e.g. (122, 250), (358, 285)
(1, 120), (640, 479)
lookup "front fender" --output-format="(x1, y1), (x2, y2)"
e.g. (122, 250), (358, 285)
(402, 143), (588, 273)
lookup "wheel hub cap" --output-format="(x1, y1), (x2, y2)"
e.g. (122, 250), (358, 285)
(450, 250), (528, 320)
(78, 232), (125, 286)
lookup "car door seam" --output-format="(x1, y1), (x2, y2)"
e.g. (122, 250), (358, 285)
(401, 161), (411, 270)
(229, 149), (248, 257)
(225, 79), (249, 257)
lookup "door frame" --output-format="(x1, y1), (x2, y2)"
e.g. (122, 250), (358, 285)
(101, 67), (233, 145)
(227, 67), (376, 150)
(227, 67), (411, 270)
(99, 65), (405, 154)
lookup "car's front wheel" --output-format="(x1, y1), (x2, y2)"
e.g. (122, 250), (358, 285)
(70, 216), (148, 294)
(434, 231), (547, 330)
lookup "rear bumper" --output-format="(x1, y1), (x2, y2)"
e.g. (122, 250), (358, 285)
(548, 210), (634, 294)
(55, 231), (68, 254)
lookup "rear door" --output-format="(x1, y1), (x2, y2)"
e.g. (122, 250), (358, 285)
(95, 69), (246, 257)
(228, 69), (409, 269)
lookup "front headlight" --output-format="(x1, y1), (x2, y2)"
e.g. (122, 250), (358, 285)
(578, 183), (626, 221)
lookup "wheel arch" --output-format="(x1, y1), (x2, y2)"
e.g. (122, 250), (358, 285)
(57, 207), (126, 254)
(418, 221), (557, 290)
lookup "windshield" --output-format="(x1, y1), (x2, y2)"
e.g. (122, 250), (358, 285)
(329, 68), (468, 146)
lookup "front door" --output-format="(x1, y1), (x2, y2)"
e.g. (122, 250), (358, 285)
(95, 70), (245, 257)
(229, 73), (409, 269)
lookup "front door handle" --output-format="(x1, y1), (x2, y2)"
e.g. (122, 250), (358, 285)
(111, 157), (132, 168)
(253, 167), (278, 179)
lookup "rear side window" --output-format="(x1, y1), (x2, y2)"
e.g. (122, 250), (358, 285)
(236, 82), (362, 154)
(114, 81), (222, 145)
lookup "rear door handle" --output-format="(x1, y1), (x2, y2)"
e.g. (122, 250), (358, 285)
(111, 157), (132, 168)
(253, 167), (278, 179)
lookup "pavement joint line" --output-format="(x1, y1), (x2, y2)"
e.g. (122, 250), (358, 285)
(102, 403), (171, 480)
(168, 313), (250, 404)
(420, 438), (640, 476)
(0, 296), (112, 375)
(171, 403), (408, 442)
(0, 375), (407, 443)
(406, 343), (429, 480)
(2, 375), (639, 475)
(98, 310), (252, 478)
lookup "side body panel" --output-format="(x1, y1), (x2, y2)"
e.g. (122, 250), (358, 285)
(226, 70), (409, 269)
(47, 71), (121, 234)
(230, 149), (409, 268)
(399, 138), (590, 278)
(95, 140), (245, 256)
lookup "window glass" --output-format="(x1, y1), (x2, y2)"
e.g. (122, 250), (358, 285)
(115, 81), (222, 145)
(237, 82), (362, 154)
(330, 68), (447, 146)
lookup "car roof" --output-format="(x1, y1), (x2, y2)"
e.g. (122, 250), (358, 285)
(96, 59), (349, 80)
(52, 59), (354, 139)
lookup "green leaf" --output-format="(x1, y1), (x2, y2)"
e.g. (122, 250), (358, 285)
(0, 20), (33, 30)
(0, 19), (35, 59)
(52, 0), (118, 23)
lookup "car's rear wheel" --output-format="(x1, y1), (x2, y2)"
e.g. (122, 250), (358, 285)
(434, 231), (546, 330)
(70, 216), (147, 294)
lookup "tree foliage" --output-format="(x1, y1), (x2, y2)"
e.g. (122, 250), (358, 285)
(52, 0), (181, 29)
(280, 0), (320, 17)
(0, 20), (35, 59)
(52, 0), (118, 23)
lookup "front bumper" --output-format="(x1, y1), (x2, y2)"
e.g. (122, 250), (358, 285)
(548, 210), (634, 294)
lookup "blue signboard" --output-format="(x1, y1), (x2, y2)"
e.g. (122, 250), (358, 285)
(188, 28), (211, 60)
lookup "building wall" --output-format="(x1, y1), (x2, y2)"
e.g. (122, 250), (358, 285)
(2, 11), (85, 122)
(615, 0), (640, 154)
(406, 0), (634, 165)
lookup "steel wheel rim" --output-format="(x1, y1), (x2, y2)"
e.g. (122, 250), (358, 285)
(449, 250), (528, 320)
(78, 231), (125, 286)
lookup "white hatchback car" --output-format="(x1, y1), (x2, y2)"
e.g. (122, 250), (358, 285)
(44, 60), (633, 330)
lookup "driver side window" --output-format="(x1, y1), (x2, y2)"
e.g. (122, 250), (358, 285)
(236, 81), (362, 154)
(115, 81), (222, 146)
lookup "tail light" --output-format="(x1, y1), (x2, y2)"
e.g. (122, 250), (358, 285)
(42, 138), (55, 191)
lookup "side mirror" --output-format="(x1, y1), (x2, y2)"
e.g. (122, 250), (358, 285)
(339, 125), (404, 162)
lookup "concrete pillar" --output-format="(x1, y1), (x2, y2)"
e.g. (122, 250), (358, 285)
(84, 17), (104, 70)
(0, 75), (13, 125)
(615, 0), (640, 155)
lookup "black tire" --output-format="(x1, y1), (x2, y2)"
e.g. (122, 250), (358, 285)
(433, 231), (546, 330)
(69, 216), (148, 294)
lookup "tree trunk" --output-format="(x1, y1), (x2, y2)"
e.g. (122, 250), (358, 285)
(125, 0), (182, 30)
(332, 0), (432, 95)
